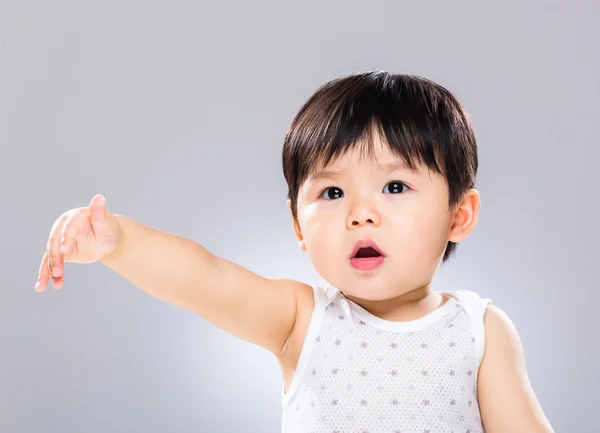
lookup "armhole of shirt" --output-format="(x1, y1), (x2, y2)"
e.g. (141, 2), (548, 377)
(449, 290), (491, 398)
(473, 298), (491, 378)
(468, 294), (492, 399)
(281, 284), (333, 406)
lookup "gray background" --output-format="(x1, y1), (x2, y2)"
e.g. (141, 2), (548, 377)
(2, 1), (598, 432)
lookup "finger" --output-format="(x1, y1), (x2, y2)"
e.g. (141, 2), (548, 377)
(35, 252), (50, 292)
(46, 256), (64, 289)
(47, 216), (67, 281)
(47, 253), (65, 289)
(52, 272), (64, 289)
(59, 213), (87, 258)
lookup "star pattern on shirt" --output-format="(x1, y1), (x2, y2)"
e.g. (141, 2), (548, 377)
(284, 290), (486, 433)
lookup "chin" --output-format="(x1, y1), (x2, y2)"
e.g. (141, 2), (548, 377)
(341, 281), (397, 302)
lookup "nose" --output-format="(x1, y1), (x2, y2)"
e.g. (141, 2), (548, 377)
(347, 202), (382, 229)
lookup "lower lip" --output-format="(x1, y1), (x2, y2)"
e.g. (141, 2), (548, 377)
(350, 256), (385, 271)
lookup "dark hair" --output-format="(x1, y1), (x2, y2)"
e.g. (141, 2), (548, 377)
(282, 70), (478, 263)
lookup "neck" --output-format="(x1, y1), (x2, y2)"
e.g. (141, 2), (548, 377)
(344, 283), (446, 322)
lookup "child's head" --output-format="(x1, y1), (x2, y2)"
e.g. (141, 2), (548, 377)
(282, 70), (480, 301)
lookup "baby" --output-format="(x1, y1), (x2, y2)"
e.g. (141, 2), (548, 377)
(35, 70), (554, 432)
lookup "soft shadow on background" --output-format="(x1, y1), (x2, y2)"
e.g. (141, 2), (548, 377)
(2, 1), (598, 432)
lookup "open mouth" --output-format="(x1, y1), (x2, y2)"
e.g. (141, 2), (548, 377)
(350, 240), (385, 271)
(353, 247), (382, 259)
(351, 239), (385, 259)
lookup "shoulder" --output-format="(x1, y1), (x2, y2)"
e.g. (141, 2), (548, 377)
(483, 303), (517, 339)
(481, 303), (528, 361)
(480, 303), (525, 383)
(478, 304), (555, 432)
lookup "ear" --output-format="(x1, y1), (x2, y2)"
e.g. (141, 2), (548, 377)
(448, 189), (481, 243)
(287, 199), (306, 252)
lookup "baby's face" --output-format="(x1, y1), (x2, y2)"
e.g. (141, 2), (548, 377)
(292, 140), (459, 302)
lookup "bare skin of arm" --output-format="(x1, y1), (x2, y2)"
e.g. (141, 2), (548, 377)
(100, 215), (312, 358)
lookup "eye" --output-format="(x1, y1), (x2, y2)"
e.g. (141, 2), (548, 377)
(383, 181), (409, 194)
(319, 187), (344, 200)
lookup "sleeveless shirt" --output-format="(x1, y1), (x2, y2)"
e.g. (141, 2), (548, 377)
(281, 283), (491, 433)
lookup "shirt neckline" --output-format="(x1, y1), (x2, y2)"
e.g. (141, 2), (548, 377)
(343, 291), (460, 333)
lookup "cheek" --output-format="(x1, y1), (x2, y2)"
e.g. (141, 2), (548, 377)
(299, 208), (343, 257)
(391, 206), (449, 257)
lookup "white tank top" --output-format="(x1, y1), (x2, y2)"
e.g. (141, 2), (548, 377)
(281, 283), (491, 433)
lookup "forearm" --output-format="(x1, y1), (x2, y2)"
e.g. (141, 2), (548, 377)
(100, 214), (221, 313)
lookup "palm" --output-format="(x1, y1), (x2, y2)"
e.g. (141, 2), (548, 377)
(70, 224), (119, 264)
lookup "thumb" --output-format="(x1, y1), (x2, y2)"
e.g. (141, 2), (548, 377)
(88, 194), (107, 228)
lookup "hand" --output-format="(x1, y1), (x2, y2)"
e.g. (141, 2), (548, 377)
(35, 194), (123, 291)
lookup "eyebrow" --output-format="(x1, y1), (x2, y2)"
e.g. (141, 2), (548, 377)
(308, 160), (420, 182)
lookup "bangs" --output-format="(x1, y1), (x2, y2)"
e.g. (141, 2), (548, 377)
(282, 71), (473, 190)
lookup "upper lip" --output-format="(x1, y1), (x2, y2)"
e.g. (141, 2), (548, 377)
(350, 239), (385, 258)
